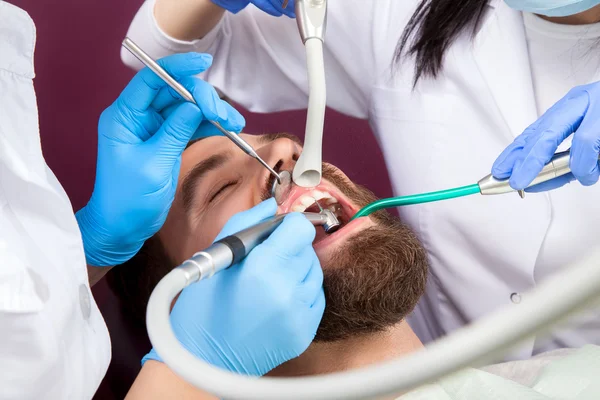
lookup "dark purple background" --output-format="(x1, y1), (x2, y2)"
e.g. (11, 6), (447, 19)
(10, 0), (393, 397)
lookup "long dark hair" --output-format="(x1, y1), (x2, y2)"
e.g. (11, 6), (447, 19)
(395, 0), (490, 86)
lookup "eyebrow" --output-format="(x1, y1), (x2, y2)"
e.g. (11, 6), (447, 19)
(180, 132), (301, 211)
(256, 132), (303, 146)
(181, 152), (232, 212)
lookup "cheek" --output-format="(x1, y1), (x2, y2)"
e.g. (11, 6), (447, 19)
(211, 200), (256, 239)
(189, 197), (257, 255)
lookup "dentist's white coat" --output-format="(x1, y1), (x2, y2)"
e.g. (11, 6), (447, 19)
(0, 3), (110, 398)
(124, 0), (600, 360)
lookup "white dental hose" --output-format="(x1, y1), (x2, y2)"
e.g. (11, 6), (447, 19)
(293, 38), (326, 187)
(147, 247), (600, 400)
(291, 0), (328, 188)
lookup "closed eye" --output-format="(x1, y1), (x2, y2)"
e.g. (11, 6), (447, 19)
(209, 181), (238, 203)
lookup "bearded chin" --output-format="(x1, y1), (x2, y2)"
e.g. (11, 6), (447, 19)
(313, 219), (428, 343)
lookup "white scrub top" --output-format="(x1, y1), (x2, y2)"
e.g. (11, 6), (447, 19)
(0, 2), (110, 398)
(123, 0), (600, 360)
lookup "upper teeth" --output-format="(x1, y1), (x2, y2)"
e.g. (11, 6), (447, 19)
(291, 190), (338, 212)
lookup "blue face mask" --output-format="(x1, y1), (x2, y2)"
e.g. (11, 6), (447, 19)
(504, 0), (600, 16)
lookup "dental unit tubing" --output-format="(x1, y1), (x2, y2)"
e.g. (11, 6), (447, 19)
(292, 0), (327, 188)
(147, 234), (600, 399)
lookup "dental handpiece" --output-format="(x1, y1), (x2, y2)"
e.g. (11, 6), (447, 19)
(477, 149), (584, 195)
(121, 38), (281, 184)
(177, 211), (340, 284)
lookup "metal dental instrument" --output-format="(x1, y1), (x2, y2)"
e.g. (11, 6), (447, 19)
(310, 197), (340, 233)
(172, 210), (339, 282)
(271, 170), (293, 204)
(292, 0), (327, 188)
(352, 149), (599, 219)
(121, 37), (281, 184)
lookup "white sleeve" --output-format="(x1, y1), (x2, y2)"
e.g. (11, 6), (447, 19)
(0, 312), (60, 399)
(122, 0), (309, 113)
(122, 0), (373, 117)
(0, 247), (58, 399)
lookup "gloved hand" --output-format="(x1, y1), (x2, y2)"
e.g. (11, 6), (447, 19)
(492, 81), (600, 192)
(211, 0), (295, 17)
(76, 52), (245, 267)
(143, 199), (325, 376)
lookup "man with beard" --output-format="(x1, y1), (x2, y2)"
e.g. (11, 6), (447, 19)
(111, 132), (600, 399)
(111, 131), (429, 380)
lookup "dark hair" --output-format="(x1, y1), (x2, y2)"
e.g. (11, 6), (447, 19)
(107, 235), (175, 326)
(395, 0), (489, 86)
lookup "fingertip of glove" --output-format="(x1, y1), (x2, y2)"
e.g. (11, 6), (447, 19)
(576, 172), (599, 186)
(141, 350), (161, 366)
(188, 52), (213, 67)
(283, 213), (316, 237)
(157, 53), (213, 76)
(259, 197), (278, 213)
(491, 166), (511, 180)
(508, 175), (528, 191)
(231, 110), (246, 132)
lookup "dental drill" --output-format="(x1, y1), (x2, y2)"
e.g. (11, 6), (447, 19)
(175, 210), (339, 283)
(292, 0), (327, 188)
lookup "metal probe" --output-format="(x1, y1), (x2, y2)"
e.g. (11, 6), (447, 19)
(121, 37), (281, 184)
(177, 211), (340, 283)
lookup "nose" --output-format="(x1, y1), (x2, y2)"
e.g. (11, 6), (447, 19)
(256, 138), (301, 173)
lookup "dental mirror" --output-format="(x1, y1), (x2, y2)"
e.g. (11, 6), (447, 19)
(271, 170), (292, 204)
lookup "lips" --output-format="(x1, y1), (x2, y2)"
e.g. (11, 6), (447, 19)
(277, 179), (373, 257)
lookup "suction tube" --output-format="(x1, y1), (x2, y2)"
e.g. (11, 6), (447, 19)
(293, 39), (326, 187)
(147, 247), (600, 399)
(292, 0), (327, 188)
(353, 184), (481, 219)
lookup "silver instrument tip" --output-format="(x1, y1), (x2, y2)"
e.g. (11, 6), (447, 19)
(271, 171), (292, 204)
(518, 190), (525, 199)
(312, 197), (324, 212)
(311, 198), (340, 233)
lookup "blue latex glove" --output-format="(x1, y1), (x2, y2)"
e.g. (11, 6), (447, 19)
(143, 199), (325, 376)
(211, 0), (295, 17)
(76, 53), (245, 267)
(492, 82), (600, 192)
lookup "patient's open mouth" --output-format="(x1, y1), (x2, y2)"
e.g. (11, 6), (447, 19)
(278, 181), (371, 250)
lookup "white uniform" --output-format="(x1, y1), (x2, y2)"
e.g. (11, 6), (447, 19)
(0, 3), (110, 398)
(123, 0), (600, 360)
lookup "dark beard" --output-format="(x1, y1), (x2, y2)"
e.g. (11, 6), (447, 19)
(313, 164), (429, 342)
